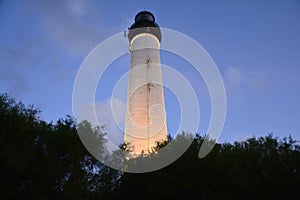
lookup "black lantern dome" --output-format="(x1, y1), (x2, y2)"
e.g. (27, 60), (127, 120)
(128, 11), (161, 42)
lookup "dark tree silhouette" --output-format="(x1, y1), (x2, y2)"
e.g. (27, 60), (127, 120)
(0, 93), (120, 199)
(1, 93), (299, 199)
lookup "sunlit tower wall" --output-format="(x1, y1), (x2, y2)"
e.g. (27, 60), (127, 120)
(124, 11), (168, 155)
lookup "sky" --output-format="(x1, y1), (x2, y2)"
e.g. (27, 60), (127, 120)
(1, 0), (300, 146)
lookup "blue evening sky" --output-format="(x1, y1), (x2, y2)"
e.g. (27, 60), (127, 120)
(1, 0), (300, 144)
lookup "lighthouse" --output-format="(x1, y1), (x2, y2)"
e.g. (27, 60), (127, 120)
(124, 11), (168, 155)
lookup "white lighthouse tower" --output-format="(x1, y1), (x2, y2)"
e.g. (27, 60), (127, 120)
(124, 11), (168, 155)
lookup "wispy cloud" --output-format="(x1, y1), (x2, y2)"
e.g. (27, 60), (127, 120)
(0, 34), (43, 97)
(225, 66), (269, 93)
(96, 97), (126, 145)
(78, 97), (126, 150)
(27, 0), (112, 56)
(0, 0), (124, 98)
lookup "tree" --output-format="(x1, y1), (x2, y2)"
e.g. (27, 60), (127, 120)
(0, 93), (119, 199)
(1, 93), (300, 199)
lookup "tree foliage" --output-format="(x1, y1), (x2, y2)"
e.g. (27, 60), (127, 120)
(0, 93), (299, 199)
(0, 93), (119, 199)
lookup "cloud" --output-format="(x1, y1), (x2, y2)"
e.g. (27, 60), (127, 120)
(225, 66), (269, 93)
(0, 34), (42, 97)
(77, 97), (126, 151)
(0, 0), (124, 98)
(27, 0), (121, 56)
(225, 66), (242, 89)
